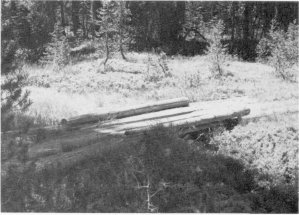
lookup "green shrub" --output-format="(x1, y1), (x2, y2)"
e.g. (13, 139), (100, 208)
(257, 20), (298, 81)
(212, 120), (298, 186)
(206, 20), (229, 77)
(144, 54), (164, 83)
(183, 71), (202, 88)
(248, 183), (298, 213)
(1, 70), (32, 132)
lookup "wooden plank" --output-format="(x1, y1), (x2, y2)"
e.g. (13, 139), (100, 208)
(100, 106), (199, 127)
(3, 108), (249, 176)
(63, 97), (190, 126)
(26, 104), (298, 161)
(97, 108), (250, 134)
(25, 107), (249, 160)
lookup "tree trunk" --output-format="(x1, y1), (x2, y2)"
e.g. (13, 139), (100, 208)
(230, 2), (237, 53)
(242, 2), (253, 60)
(104, 31), (109, 65)
(90, 0), (95, 39)
(71, 1), (80, 35)
(60, 1), (65, 35)
(120, 36), (127, 60)
(82, 14), (88, 38)
(119, 2), (127, 60)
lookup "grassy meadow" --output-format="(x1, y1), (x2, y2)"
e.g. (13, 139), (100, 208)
(2, 52), (298, 212)
(24, 52), (298, 125)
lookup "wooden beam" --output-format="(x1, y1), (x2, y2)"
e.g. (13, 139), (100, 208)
(63, 97), (190, 126)
(97, 108), (250, 134)
(100, 106), (198, 127)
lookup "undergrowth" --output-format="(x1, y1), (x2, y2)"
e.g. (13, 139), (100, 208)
(212, 114), (298, 187)
(256, 20), (298, 82)
(2, 124), (298, 212)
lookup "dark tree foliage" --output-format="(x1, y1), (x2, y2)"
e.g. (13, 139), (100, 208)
(2, 1), (298, 62)
(1, 0), (33, 132)
(71, 1), (80, 36)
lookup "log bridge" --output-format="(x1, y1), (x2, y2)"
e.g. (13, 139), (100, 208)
(2, 97), (251, 176)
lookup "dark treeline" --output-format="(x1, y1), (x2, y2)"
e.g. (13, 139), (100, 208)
(2, 0), (298, 65)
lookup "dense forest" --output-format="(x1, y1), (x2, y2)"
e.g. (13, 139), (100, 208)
(1, 0), (299, 213)
(2, 0), (298, 64)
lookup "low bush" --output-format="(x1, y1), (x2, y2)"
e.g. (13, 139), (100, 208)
(183, 71), (202, 88)
(212, 118), (298, 186)
(256, 20), (298, 81)
(144, 53), (171, 83)
(206, 20), (229, 77)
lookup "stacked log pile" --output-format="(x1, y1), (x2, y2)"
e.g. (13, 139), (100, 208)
(2, 97), (253, 177)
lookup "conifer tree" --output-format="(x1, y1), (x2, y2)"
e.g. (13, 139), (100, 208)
(1, 0), (32, 132)
(40, 23), (70, 68)
(118, 1), (132, 60)
(96, 0), (131, 65)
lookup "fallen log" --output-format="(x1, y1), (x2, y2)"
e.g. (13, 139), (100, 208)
(99, 106), (198, 127)
(62, 97), (190, 126)
(4, 109), (249, 175)
(20, 107), (249, 161)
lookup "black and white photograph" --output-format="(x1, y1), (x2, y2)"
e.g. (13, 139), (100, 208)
(1, 0), (298, 213)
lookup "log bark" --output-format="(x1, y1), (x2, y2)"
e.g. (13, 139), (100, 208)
(63, 97), (190, 126)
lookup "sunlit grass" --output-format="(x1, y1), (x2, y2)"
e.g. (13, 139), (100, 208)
(212, 112), (299, 186)
(23, 52), (298, 125)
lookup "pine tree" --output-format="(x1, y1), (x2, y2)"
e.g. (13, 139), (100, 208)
(118, 1), (132, 60)
(96, 1), (118, 65)
(96, 0), (131, 65)
(1, 0), (32, 132)
(40, 23), (70, 69)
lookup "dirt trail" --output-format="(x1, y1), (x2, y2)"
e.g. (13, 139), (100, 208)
(190, 97), (298, 120)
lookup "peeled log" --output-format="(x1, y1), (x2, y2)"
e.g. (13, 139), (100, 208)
(27, 108), (249, 160)
(4, 108), (249, 174)
(63, 97), (189, 126)
(97, 108), (251, 135)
